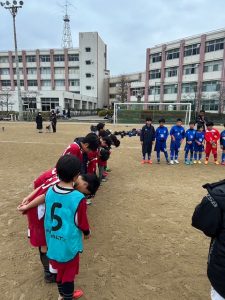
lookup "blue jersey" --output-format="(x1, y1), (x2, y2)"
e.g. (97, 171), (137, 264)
(45, 186), (84, 263)
(170, 125), (185, 143)
(185, 129), (196, 143)
(220, 130), (225, 147)
(195, 131), (205, 144)
(155, 126), (169, 142)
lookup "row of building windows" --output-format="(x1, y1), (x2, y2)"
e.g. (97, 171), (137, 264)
(0, 67), (81, 75)
(0, 54), (81, 63)
(150, 38), (225, 63)
(147, 80), (221, 95)
(1, 79), (80, 87)
(149, 60), (223, 79)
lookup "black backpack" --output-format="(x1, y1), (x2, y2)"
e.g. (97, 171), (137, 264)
(192, 180), (225, 237)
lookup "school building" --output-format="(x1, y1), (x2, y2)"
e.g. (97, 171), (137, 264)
(127, 28), (225, 113)
(0, 32), (109, 112)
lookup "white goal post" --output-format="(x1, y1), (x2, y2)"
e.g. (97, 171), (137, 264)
(113, 102), (192, 127)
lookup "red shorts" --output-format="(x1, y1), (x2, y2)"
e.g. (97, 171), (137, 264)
(50, 254), (80, 284)
(205, 143), (218, 155)
(27, 208), (46, 247)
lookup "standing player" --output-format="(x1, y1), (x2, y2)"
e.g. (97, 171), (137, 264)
(44, 155), (90, 300)
(155, 118), (169, 164)
(140, 117), (155, 164)
(194, 125), (205, 164)
(170, 118), (185, 165)
(184, 121), (196, 165)
(204, 122), (220, 165)
(220, 124), (225, 165)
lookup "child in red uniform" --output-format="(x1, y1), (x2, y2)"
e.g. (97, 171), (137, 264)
(204, 122), (220, 165)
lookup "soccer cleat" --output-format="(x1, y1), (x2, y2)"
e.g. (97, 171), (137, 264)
(205, 160), (209, 165)
(221, 161), (225, 166)
(193, 160), (197, 164)
(157, 160), (160, 164)
(73, 289), (84, 299)
(167, 160), (170, 165)
(102, 178), (107, 182)
(148, 160), (153, 164)
(141, 160), (145, 164)
(214, 161), (220, 165)
(174, 160), (179, 164)
(170, 160), (174, 165)
(190, 161), (193, 165)
(198, 160), (202, 164)
(185, 161), (190, 165)
(103, 171), (108, 177)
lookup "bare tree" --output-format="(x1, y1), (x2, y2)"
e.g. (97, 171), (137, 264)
(116, 75), (129, 103)
(217, 86), (225, 114)
(0, 89), (14, 113)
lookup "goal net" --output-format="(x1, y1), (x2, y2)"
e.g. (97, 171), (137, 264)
(113, 102), (192, 128)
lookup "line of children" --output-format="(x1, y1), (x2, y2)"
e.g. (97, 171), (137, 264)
(141, 118), (225, 165)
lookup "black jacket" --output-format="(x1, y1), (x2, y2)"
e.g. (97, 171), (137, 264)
(140, 125), (155, 144)
(195, 115), (208, 131)
(192, 180), (225, 298)
(36, 114), (43, 130)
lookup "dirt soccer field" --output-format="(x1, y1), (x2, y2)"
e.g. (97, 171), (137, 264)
(0, 122), (224, 300)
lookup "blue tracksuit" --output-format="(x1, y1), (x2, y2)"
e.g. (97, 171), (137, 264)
(184, 129), (196, 162)
(194, 131), (205, 161)
(170, 125), (185, 160)
(220, 130), (225, 162)
(155, 126), (169, 162)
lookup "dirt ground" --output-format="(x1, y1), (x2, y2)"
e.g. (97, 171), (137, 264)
(0, 122), (224, 300)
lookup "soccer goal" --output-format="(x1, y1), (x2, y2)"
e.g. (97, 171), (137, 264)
(113, 102), (192, 128)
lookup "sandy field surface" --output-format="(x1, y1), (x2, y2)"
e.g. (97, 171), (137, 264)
(0, 122), (224, 300)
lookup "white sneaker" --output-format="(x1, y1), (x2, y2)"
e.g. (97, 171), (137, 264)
(170, 160), (174, 165)
(174, 160), (179, 164)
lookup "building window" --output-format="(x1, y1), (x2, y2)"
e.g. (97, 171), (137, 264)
(183, 64), (198, 75)
(86, 73), (92, 78)
(68, 54), (79, 61)
(86, 60), (92, 65)
(69, 67), (79, 74)
(184, 44), (200, 56)
(164, 84), (178, 94)
(205, 38), (224, 52)
(22, 97), (37, 111)
(0, 68), (10, 75)
(26, 56), (36, 63)
(86, 86), (92, 90)
(202, 100), (219, 111)
(131, 87), (145, 96)
(69, 79), (80, 86)
(55, 80), (65, 86)
(40, 55), (51, 62)
(40, 67), (51, 74)
(14, 80), (24, 86)
(1, 80), (11, 86)
(27, 80), (38, 86)
(149, 85), (161, 95)
(0, 56), (8, 63)
(27, 68), (37, 75)
(54, 67), (65, 74)
(202, 81), (220, 92)
(85, 47), (91, 52)
(41, 98), (59, 111)
(109, 94), (115, 99)
(54, 55), (64, 62)
(165, 67), (178, 77)
(41, 80), (51, 87)
(149, 69), (161, 79)
(166, 48), (180, 60)
(150, 53), (162, 63)
(109, 83), (117, 87)
(13, 68), (23, 75)
(203, 60), (223, 72)
(12, 56), (23, 63)
(182, 82), (197, 93)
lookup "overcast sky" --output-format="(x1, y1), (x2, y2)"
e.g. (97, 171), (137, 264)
(0, 0), (225, 75)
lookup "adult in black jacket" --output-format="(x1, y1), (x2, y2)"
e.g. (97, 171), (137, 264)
(195, 110), (208, 131)
(50, 110), (57, 133)
(192, 180), (225, 299)
(35, 112), (43, 133)
(140, 117), (155, 164)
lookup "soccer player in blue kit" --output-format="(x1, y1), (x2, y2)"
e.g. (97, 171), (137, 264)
(194, 125), (205, 164)
(155, 118), (169, 164)
(170, 118), (185, 165)
(184, 121), (196, 165)
(220, 123), (225, 165)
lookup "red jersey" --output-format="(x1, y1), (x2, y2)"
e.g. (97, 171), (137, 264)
(205, 128), (220, 144)
(27, 175), (60, 247)
(87, 151), (98, 174)
(33, 168), (57, 189)
(62, 142), (83, 162)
